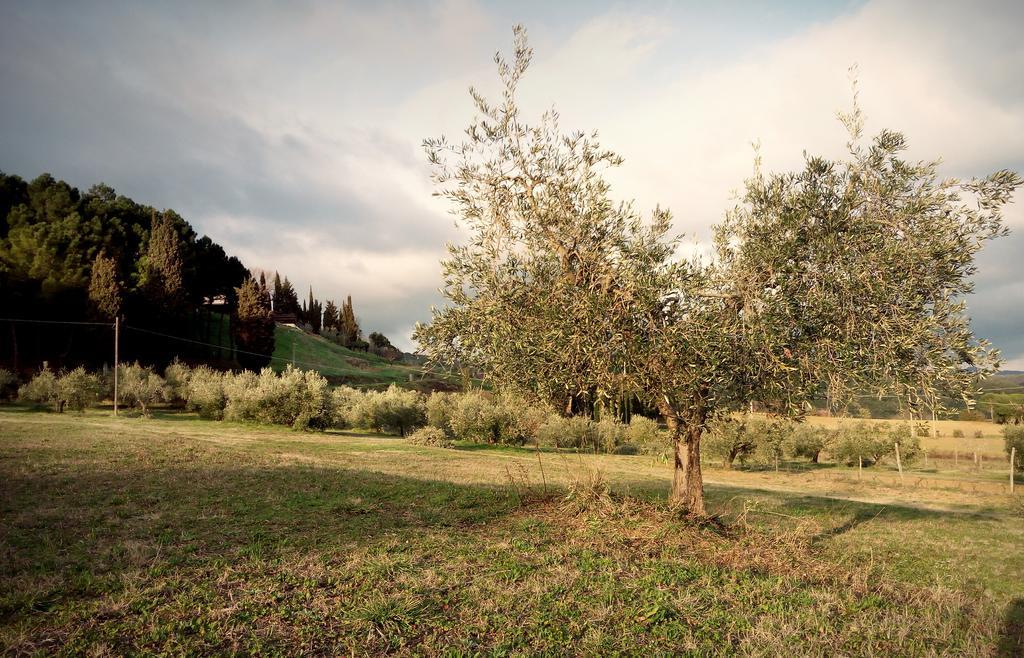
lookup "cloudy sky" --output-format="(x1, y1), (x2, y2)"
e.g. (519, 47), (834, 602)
(1, 0), (1022, 365)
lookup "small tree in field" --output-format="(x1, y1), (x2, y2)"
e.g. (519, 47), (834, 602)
(415, 27), (1021, 514)
(117, 363), (169, 416)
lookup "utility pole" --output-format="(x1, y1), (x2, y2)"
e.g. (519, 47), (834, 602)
(113, 316), (120, 417)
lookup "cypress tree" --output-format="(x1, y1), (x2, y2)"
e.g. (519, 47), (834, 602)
(272, 272), (283, 311)
(232, 278), (275, 369)
(87, 251), (122, 320)
(339, 295), (360, 346)
(142, 211), (185, 315)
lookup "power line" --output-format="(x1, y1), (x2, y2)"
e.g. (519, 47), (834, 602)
(0, 317), (114, 327)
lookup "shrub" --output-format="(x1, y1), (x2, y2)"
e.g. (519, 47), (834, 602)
(594, 418), (627, 453)
(752, 420), (789, 467)
(888, 424), (921, 465)
(375, 385), (427, 436)
(612, 444), (639, 455)
(330, 386), (364, 429)
(347, 385), (425, 436)
(1005, 425), (1024, 472)
(117, 363), (169, 416)
(19, 368), (61, 411)
(830, 422), (882, 466)
(58, 367), (104, 412)
(163, 359), (191, 406)
(425, 391), (457, 436)
(538, 415), (601, 451)
(185, 366), (226, 420)
(952, 428), (965, 438)
(0, 368), (17, 401)
(625, 415), (667, 455)
(450, 390), (512, 443)
(973, 429), (984, 439)
(224, 366), (332, 430)
(785, 425), (830, 463)
(497, 394), (551, 445)
(406, 426), (454, 448)
(829, 422), (913, 466)
(704, 418), (758, 468)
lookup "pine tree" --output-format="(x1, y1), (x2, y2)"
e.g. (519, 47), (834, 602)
(279, 277), (299, 315)
(87, 251), (122, 320)
(323, 300), (339, 331)
(232, 278), (275, 369)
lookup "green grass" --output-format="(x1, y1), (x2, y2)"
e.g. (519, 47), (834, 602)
(270, 324), (450, 389)
(2, 408), (1022, 655)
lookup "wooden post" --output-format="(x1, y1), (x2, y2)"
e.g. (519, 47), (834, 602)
(924, 449), (928, 469)
(1012, 448), (1016, 495)
(954, 448), (958, 468)
(858, 455), (863, 480)
(113, 316), (119, 417)
(895, 442), (904, 485)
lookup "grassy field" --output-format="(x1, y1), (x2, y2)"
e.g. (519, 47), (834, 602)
(2, 408), (1022, 655)
(804, 414), (1009, 457)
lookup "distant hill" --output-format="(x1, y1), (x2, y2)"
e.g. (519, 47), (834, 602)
(270, 324), (457, 391)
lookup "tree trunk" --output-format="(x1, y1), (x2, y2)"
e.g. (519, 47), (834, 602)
(660, 403), (707, 516)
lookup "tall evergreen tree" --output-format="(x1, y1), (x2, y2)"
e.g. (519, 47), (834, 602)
(87, 251), (122, 320)
(323, 300), (339, 331)
(141, 211), (185, 316)
(257, 271), (271, 309)
(278, 276), (299, 315)
(232, 278), (275, 369)
(339, 295), (360, 346)
(272, 271), (283, 311)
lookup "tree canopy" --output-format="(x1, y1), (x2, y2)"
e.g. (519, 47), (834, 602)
(415, 27), (1021, 514)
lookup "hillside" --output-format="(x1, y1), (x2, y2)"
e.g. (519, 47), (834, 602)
(270, 324), (456, 391)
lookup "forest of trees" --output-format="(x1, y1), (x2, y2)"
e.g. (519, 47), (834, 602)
(0, 171), (382, 373)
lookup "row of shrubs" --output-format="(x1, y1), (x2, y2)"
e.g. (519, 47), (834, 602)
(704, 418), (923, 468)
(13, 364), (171, 415)
(9, 363), (1018, 468)
(4, 363), (670, 450)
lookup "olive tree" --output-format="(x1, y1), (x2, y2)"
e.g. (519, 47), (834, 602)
(415, 27), (1020, 514)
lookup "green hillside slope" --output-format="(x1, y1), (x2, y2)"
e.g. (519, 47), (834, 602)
(271, 324), (454, 390)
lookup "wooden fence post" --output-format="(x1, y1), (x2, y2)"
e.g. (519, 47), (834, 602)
(858, 456), (863, 481)
(1012, 447), (1017, 495)
(895, 442), (904, 485)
